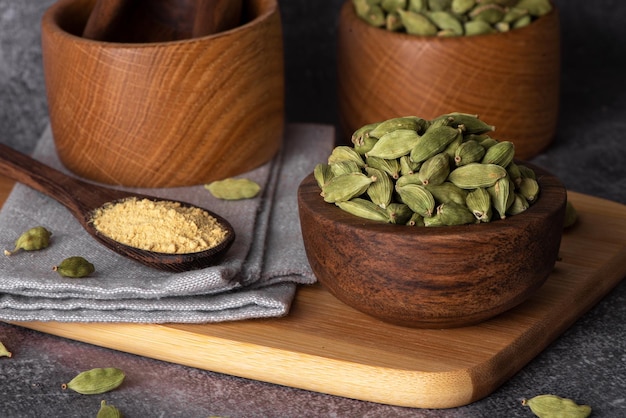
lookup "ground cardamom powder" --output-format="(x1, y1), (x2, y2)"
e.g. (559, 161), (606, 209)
(91, 198), (228, 254)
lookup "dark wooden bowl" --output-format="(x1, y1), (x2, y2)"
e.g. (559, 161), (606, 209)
(41, 0), (283, 187)
(297, 164), (567, 328)
(337, 0), (561, 159)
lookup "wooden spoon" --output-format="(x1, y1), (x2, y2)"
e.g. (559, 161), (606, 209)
(83, 0), (243, 42)
(0, 143), (235, 272)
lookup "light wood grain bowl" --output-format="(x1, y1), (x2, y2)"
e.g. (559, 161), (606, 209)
(41, 0), (284, 188)
(337, 1), (561, 159)
(298, 163), (567, 328)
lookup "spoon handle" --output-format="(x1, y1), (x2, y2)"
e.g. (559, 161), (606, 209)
(0, 143), (122, 218)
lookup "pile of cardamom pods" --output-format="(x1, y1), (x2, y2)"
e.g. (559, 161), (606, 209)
(314, 113), (540, 226)
(353, 0), (553, 37)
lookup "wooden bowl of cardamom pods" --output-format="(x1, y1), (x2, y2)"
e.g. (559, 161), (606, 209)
(337, 0), (560, 159)
(41, 0), (284, 187)
(297, 163), (567, 328)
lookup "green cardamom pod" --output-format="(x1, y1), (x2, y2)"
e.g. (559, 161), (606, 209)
(62, 367), (125, 395)
(395, 183), (436, 217)
(4, 226), (52, 256)
(396, 172), (424, 188)
(328, 145), (365, 167)
(464, 19), (496, 36)
(408, 0), (426, 12)
(97, 400), (123, 418)
(563, 201), (578, 228)
(331, 160), (362, 176)
(386, 203), (414, 224)
(368, 116), (427, 138)
(321, 172), (374, 203)
(507, 192), (530, 216)
(354, 135), (379, 156)
(381, 0), (407, 14)
(386, 12), (404, 31)
(481, 140), (515, 167)
(314, 163), (334, 188)
(428, 0), (452, 12)
(451, 0), (476, 15)
(447, 162), (507, 189)
(454, 139), (486, 166)
(428, 11), (463, 36)
(515, 0), (553, 17)
(466, 187), (492, 222)
(502, 7), (529, 24)
(53, 256), (95, 278)
(205, 178), (261, 200)
(518, 164), (537, 180)
(444, 113), (496, 135)
(410, 125), (461, 164)
(437, 202), (476, 226)
(478, 136), (499, 149)
(355, 3), (386, 27)
(469, 4), (505, 24)
(0, 341), (12, 358)
(351, 122), (380, 146)
(423, 212), (445, 227)
(397, 9), (439, 36)
(336, 198), (390, 223)
(406, 212), (425, 226)
(400, 155), (421, 175)
(443, 127), (464, 159)
(418, 152), (450, 186)
(518, 177), (540, 203)
(506, 161), (523, 186)
(522, 394), (591, 418)
(487, 177), (515, 219)
(366, 167), (394, 209)
(365, 156), (401, 179)
(512, 14), (532, 29)
(366, 129), (421, 159)
(425, 181), (468, 206)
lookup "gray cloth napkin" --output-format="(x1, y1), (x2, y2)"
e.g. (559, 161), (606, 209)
(0, 123), (334, 323)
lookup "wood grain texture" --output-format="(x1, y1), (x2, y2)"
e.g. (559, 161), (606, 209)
(42, 0), (283, 187)
(0, 144), (235, 272)
(298, 164), (567, 328)
(82, 0), (243, 42)
(336, 1), (561, 159)
(2, 175), (626, 409)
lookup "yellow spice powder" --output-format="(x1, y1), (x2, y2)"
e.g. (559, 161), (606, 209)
(91, 197), (228, 254)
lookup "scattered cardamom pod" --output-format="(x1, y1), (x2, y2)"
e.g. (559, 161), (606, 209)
(563, 201), (578, 228)
(0, 341), (12, 358)
(53, 256), (95, 278)
(97, 400), (123, 418)
(4, 226), (52, 256)
(522, 394), (592, 418)
(205, 178), (261, 200)
(62, 367), (125, 395)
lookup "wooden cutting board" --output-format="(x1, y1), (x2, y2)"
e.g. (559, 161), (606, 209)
(2, 175), (626, 409)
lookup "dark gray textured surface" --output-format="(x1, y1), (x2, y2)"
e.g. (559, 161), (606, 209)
(1, 0), (625, 417)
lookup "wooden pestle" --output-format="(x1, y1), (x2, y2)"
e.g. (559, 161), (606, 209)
(83, 0), (243, 42)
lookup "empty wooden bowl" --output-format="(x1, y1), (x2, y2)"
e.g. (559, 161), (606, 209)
(41, 0), (284, 187)
(297, 163), (567, 328)
(337, 1), (561, 159)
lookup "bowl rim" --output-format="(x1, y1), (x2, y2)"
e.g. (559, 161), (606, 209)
(42, 0), (280, 48)
(298, 161), (567, 238)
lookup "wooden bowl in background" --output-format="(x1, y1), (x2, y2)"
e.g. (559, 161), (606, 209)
(297, 164), (567, 328)
(41, 0), (284, 188)
(337, 1), (561, 159)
